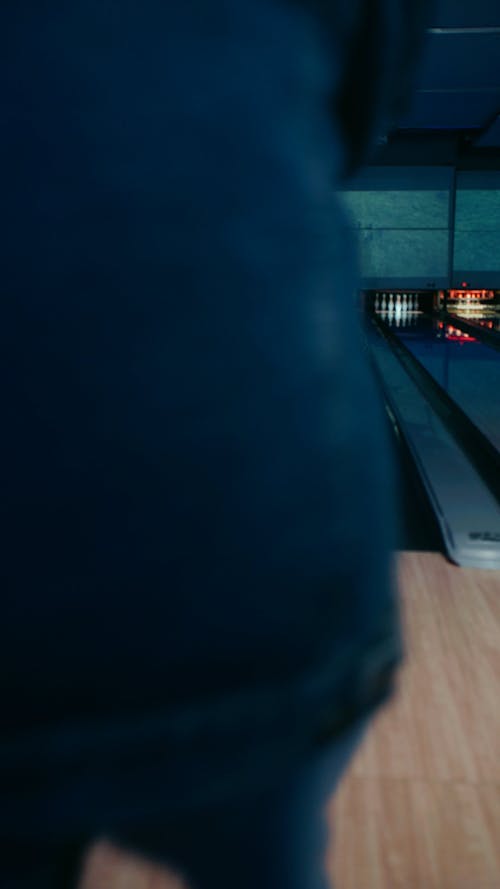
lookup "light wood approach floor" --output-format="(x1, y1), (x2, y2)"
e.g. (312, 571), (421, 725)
(78, 551), (500, 889)
(327, 550), (500, 889)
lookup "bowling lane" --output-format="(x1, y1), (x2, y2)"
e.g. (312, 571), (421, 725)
(446, 308), (500, 334)
(379, 313), (500, 455)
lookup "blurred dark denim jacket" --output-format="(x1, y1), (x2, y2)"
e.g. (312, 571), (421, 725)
(0, 0), (431, 838)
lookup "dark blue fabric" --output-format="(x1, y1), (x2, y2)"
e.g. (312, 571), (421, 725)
(0, 0), (431, 883)
(3, 720), (368, 889)
(1, 0), (397, 731)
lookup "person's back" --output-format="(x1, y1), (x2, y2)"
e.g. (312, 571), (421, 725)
(1, 2), (430, 886)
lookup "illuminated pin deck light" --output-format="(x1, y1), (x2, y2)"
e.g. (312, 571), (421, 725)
(449, 289), (494, 305)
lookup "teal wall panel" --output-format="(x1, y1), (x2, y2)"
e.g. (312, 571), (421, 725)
(340, 167), (452, 287)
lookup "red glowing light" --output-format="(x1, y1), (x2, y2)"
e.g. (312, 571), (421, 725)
(445, 325), (477, 343)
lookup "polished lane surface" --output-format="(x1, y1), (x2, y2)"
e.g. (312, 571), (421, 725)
(380, 312), (500, 455)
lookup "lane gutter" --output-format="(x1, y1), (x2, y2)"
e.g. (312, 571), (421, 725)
(368, 315), (500, 570)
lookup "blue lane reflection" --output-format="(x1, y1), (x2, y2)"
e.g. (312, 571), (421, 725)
(379, 312), (500, 454)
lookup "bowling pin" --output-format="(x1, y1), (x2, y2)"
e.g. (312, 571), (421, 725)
(375, 292), (380, 311)
(381, 293), (387, 310)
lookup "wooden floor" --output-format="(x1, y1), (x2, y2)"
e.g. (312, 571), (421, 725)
(327, 551), (500, 889)
(78, 551), (500, 889)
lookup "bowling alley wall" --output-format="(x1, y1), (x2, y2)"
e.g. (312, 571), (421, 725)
(453, 171), (500, 289)
(339, 166), (500, 292)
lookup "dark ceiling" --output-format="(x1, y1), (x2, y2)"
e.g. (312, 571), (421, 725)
(376, 0), (500, 165)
